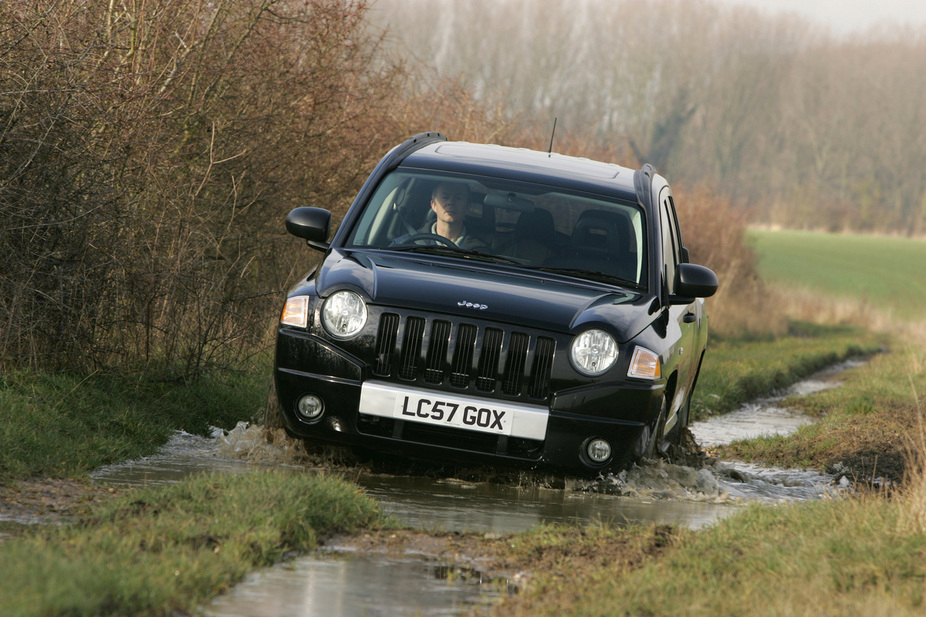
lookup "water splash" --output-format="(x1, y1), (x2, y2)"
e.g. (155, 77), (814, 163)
(217, 422), (309, 466)
(574, 459), (729, 502)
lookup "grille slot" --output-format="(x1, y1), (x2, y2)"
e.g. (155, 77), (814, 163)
(374, 314), (400, 376)
(424, 320), (451, 384)
(476, 328), (503, 391)
(375, 313), (555, 400)
(398, 316), (426, 380)
(502, 332), (529, 395)
(450, 323), (477, 388)
(529, 336), (556, 398)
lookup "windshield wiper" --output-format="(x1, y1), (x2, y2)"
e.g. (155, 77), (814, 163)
(388, 245), (460, 256)
(388, 245), (526, 265)
(533, 266), (640, 288)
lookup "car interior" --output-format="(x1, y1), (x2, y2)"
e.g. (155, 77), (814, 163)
(350, 171), (644, 285)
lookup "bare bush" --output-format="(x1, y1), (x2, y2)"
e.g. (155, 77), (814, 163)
(0, 0), (404, 375)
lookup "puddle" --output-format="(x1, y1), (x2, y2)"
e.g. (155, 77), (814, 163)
(357, 471), (735, 532)
(203, 549), (502, 617)
(689, 357), (864, 448)
(87, 360), (865, 617)
(88, 428), (256, 487)
(91, 427), (739, 530)
(88, 427), (304, 488)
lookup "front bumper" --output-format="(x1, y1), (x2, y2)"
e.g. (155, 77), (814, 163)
(275, 328), (664, 475)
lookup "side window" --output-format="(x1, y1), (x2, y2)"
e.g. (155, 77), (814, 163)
(660, 192), (682, 293)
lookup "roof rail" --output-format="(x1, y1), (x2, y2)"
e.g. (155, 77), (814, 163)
(380, 132), (448, 173)
(633, 163), (656, 208)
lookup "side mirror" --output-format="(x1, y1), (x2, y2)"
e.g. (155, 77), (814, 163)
(285, 207), (331, 251)
(671, 263), (718, 303)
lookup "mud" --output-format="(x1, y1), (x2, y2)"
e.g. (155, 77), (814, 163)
(0, 478), (116, 529)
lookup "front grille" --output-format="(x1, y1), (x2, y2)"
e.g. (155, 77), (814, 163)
(372, 313), (556, 400)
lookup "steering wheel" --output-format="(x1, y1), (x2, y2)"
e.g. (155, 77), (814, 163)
(392, 233), (459, 248)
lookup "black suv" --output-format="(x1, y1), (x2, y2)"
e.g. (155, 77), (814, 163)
(274, 133), (717, 475)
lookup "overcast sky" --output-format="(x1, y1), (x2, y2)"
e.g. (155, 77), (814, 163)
(714, 0), (926, 34)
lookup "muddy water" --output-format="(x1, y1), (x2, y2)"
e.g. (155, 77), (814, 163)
(690, 359), (866, 449)
(89, 360), (862, 617)
(202, 549), (502, 617)
(90, 429), (739, 530)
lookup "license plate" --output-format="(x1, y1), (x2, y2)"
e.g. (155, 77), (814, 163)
(359, 381), (548, 440)
(394, 393), (511, 435)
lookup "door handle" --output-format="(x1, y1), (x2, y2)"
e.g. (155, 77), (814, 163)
(683, 312), (697, 324)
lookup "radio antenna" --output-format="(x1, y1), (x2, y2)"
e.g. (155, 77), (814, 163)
(547, 117), (557, 156)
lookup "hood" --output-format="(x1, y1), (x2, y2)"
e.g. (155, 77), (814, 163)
(314, 250), (657, 341)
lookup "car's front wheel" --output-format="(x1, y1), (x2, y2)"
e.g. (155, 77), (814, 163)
(667, 355), (702, 447)
(630, 396), (667, 462)
(665, 394), (690, 447)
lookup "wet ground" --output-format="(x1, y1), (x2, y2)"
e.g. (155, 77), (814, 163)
(81, 360), (863, 617)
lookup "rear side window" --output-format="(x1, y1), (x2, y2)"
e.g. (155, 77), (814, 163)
(659, 192), (682, 293)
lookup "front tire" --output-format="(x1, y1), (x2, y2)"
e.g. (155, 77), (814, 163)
(665, 394), (690, 447)
(630, 396), (667, 461)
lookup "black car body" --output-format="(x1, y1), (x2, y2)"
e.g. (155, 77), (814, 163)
(274, 133), (717, 475)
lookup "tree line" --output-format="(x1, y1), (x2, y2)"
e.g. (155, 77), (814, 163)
(370, 0), (926, 235)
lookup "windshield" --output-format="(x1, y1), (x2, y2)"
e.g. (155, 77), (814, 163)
(344, 169), (648, 288)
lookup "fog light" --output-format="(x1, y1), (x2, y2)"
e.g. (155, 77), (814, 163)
(586, 438), (612, 464)
(296, 394), (324, 421)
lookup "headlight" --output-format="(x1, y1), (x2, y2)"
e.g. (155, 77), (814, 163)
(281, 296), (310, 328)
(321, 290), (368, 338)
(628, 346), (661, 380)
(570, 329), (618, 376)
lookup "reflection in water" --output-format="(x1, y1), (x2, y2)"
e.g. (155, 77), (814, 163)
(203, 551), (500, 617)
(359, 473), (734, 533)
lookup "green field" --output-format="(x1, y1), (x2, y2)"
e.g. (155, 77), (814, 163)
(749, 229), (926, 321)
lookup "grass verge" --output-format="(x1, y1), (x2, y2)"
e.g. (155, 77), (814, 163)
(482, 498), (926, 617)
(0, 367), (269, 481)
(716, 345), (924, 483)
(0, 470), (384, 617)
(692, 321), (883, 419)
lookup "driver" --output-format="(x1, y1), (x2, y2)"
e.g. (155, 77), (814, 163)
(421, 182), (488, 249)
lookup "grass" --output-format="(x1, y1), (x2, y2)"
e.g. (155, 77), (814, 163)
(0, 367), (269, 481)
(749, 229), (926, 321)
(0, 471), (385, 617)
(692, 321), (883, 419)
(526, 499), (926, 617)
(716, 345), (924, 482)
